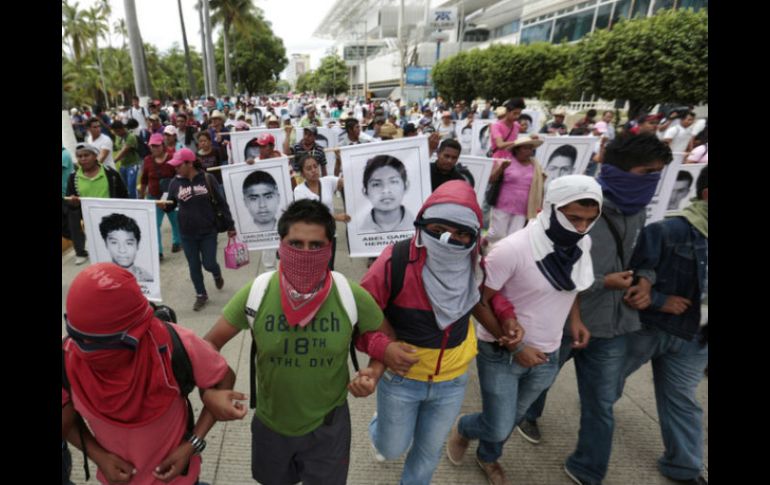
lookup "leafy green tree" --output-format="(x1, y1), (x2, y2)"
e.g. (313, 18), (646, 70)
(218, 15), (287, 94)
(314, 55), (348, 95)
(295, 71), (317, 93)
(539, 72), (581, 108)
(210, 0), (259, 96)
(572, 9), (708, 119)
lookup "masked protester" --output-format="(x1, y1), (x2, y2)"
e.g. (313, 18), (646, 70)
(359, 180), (522, 485)
(201, 199), (414, 485)
(518, 133), (673, 485)
(62, 263), (243, 485)
(447, 175), (602, 485)
(620, 166), (708, 485)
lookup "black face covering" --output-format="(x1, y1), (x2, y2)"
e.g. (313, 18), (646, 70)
(537, 206), (587, 291)
(544, 207), (586, 248)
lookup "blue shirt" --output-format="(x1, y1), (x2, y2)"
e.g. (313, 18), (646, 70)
(62, 148), (74, 197)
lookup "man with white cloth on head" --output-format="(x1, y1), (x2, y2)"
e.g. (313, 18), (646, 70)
(447, 175), (601, 485)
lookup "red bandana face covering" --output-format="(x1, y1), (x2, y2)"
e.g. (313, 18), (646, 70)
(278, 241), (333, 327)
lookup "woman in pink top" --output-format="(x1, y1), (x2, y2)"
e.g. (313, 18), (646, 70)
(486, 136), (545, 244)
(490, 98), (525, 158)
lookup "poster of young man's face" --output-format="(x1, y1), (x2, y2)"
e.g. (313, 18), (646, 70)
(471, 120), (494, 157)
(296, 126), (339, 168)
(81, 198), (161, 301)
(220, 158), (293, 250)
(455, 121), (475, 155)
(535, 136), (598, 189)
(230, 129), (286, 165)
(457, 155), (496, 209)
(340, 137), (432, 257)
(520, 109), (542, 134)
(645, 154), (685, 224)
(664, 159), (706, 215)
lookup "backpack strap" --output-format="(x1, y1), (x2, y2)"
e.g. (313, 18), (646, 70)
(163, 322), (194, 477)
(331, 271), (360, 372)
(388, 239), (412, 306)
(245, 271), (277, 409)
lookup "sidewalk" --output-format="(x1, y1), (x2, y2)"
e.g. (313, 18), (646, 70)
(62, 218), (707, 484)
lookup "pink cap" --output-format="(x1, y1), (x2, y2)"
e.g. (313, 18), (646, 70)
(163, 125), (178, 136)
(148, 133), (164, 146)
(257, 133), (276, 146)
(168, 148), (196, 167)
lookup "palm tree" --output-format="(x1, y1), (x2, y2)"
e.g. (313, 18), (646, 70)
(83, 4), (110, 106)
(201, 0), (218, 96)
(62, 0), (89, 64)
(210, 0), (257, 96)
(177, 0), (197, 98)
(124, 0), (152, 98)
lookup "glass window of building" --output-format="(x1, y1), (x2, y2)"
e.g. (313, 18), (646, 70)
(520, 20), (553, 45)
(632, 0), (652, 18)
(595, 3), (613, 29)
(611, 0), (633, 25)
(492, 20), (521, 39)
(653, 0), (676, 13)
(678, 0), (708, 11)
(553, 8), (596, 43)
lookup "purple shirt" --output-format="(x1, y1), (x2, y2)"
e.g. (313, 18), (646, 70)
(495, 157), (534, 215)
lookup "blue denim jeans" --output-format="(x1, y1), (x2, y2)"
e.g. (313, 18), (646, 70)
(524, 333), (575, 422)
(622, 324), (708, 481)
(146, 194), (181, 254)
(458, 341), (559, 463)
(180, 232), (221, 297)
(119, 164), (139, 199)
(564, 334), (628, 483)
(370, 370), (469, 485)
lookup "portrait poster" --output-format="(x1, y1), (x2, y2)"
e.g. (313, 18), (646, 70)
(457, 155), (496, 209)
(81, 198), (161, 301)
(229, 128), (287, 165)
(296, 126), (339, 170)
(340, 137), (432, 257)
(455, 120), (476, 155)
(644, 154), (686, 224)
(521, 108), (542, 134)
(470, 119), (495, 157)
(219, 157), (294, 250)
(535, 135), (598, 190)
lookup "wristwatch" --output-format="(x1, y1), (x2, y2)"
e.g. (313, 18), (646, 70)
(184, 432), (207, 455)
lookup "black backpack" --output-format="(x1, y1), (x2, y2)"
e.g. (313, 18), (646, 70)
(62, 305), (195, 480)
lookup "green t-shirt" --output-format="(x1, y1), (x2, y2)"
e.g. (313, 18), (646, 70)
(223, 273), (383, 436)
(114, 133), (140, 167)
(76, 166), (110, 198)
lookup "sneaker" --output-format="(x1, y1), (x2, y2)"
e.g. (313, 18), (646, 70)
(476, 458), (511, 485)
(446, 416), (470, 465)
(172, 243), (182, 253)
(215, 276), (224, 290)
(564, 463), (602, 485)
(193, 295), (208, 312)
(74, 256), (88, 265)
(370, 440), (386, 463)
(516, 419), (541, 444)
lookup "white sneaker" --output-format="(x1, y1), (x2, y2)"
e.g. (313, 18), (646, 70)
(369, 412), (386, 462)
(74, 256), (88, 265)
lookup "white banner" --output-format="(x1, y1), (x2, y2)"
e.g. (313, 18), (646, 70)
(457, 155), (496, 209)
(229, 129), (288, 165)
(470, 119), (494, 157)
(81, 198), (162, 301)
(535, 135), (598, 190)
(219, 157), (294, 251)
(340, 137), (432, 257)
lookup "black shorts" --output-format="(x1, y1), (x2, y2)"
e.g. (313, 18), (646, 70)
(251, 402), (351, 485)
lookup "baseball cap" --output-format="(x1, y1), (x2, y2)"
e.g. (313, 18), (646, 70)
(148, 133), (164, 146)
(163, 125), (178, 136)
(148, 114), (160, 122)
(75, 143), (99, 155)
(168, 148), (196, 167)
(257, 133), (276, 146)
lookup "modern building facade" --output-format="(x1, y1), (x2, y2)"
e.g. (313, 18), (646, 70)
(314, 0), (707, 99)
(284, 54), (312, 90)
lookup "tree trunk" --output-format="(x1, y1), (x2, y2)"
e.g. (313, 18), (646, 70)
(94, 41), (110, 108)
(202, 0), (218, 96)
(177, 0), (197, 98)
(223, 24), (233, 96)
(124, 0), (152, 98)
(628, 100), (654, 122)
(198, 0), (210, 96)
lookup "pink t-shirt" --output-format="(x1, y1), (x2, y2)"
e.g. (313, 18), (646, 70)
(63, 325), (228, 485)
(479, 227), (583, 353)
(686, 144), (708, 163)
(494, 157), (534, 215)
(490, 120), (519, 159)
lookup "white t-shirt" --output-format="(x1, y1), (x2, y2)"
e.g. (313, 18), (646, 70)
(88, 133), (116, 170)
(128, 106), (148, 130)
(664, 124), (695, 153)
(480, 228), (581, 353)
(293, 176), (339, 215)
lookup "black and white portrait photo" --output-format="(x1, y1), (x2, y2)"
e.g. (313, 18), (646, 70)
(296, 126), (339, 168)
(471, 119), (494, 157)
(340, 137), (432, 257)
(230, 128), (287, 165)
(665, 161), (706, 214)
(457, 155), (496, 209)
(220, 157), (294, 250)
(455, 120), (475, 155)
(645, 153), (685, 224)
(535, 135), (598, 189)
(81, 198), (161, 301)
